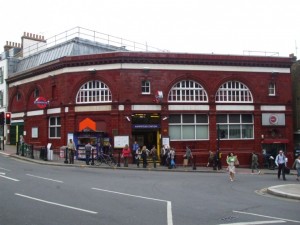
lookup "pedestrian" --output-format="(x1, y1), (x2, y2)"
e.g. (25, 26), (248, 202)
(122, 144), (131, 167)
(19, 135), (25, 154)
(67, 139), (76, 164)
(251, 152), (260, 174)
(184, 146), (193, 166)
(169, 148), (176, 169)
(207, 150), (214, 167)
(150, 145), (157, 168)
(136, 148), (141, 168)
(160, 145), (166, 166)
(292, 155), (300, 181)
(226, 152), (237, 181)
(141, 145), (148, 168)
(132, 141), (139, 164)
(85, 142), (92, 165)
(275, 150), (287, 181)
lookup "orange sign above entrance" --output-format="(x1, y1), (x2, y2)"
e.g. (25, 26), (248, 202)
(79, 118), (96, 131)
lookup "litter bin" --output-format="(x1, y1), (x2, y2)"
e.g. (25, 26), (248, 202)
(40, 147), (47, 161)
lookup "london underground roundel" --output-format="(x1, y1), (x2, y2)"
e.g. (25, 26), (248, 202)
(269, 114), (278, 125)
(34, 97), (48, 109)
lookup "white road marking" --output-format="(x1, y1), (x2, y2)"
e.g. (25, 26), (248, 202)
(92, 187), (173, 225)
(0, 172), (5, 175)
(219, 220), (286, 225)
(15, 193), (98, 214)
(0, 167), (11, 171)
(26, 174), (63, 183)
(0, 174), (19, 181)
(233, 210), (300, 223)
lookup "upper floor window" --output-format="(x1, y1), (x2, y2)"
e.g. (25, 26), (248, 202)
(0, 67), (3, 84)
(215, 81), (253, 103)
(268, 82), (276, 96)
(0, 91), (3, 107)
(168, 80), (208, 102)
(33, 88), (40, 98)
(76, 80), (112, 103)
(142, 80), (150, 94)
(16, 92), (22, 101)
(49, 117), (61, 138)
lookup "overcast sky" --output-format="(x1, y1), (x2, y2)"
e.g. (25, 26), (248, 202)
(1, 0), (299, 57)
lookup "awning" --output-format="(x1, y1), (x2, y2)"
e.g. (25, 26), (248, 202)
(261, 139), (289, 144)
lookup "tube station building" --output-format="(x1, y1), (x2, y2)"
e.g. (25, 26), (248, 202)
(5, 30), (296, 167)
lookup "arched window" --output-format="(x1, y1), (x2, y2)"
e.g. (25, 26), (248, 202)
(76, 80), (112, 103)
(168, 80), (208, 102)
(215, 81), (253, 103)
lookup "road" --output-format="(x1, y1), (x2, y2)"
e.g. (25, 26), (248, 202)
(0, 154), (299, 225)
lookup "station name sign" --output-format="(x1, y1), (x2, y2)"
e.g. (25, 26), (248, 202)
(132, 124), (160, 129)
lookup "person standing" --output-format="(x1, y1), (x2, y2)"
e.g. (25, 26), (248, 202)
(226, 152), (237, 181)
(251, 152), (260, 174)
(160, 145), (166, 166)
(132, 141), (139, 164)
(184, 146), (193, 166)
(122, 144), (131, 167)
(67, 139), (76, 164)
(275, 150), (287, 181)
(207, 150), (214, 167)
(141, 145), (148, 168)
(85, 142), (92, 165)
(292, 155), (300, 181)
(150, 145), (157, 168)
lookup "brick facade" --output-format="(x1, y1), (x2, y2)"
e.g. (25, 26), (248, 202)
(7, 52), (295, 167)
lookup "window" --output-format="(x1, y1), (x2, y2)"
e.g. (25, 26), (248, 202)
(0, 91), (3, 107)
(142, 80), (150, 94)
(268, 82), (276, 96)
(0, 67), (3, 84)
(16, 92), (21, 101)
(169, 114), (209, 140)
(33, 88), (39, 98)
(216, 81), (253, 103)
(49, 117), (61, 138)
(168, 80), (208, 102)
(217, 114), (253, 139)
(76, 80), (112, 103)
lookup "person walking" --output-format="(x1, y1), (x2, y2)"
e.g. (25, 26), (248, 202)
(122, 144), (131, 167)
(292, 155), (300, 181)
(150, 145), (157, 168)
(251, 152), (260, 174)
(275, 150), (287, 181)
(85, 142), (92, 165)
(132, 141), (139, 164)
(136, 148), (141, 168)
(184, 146), (193, 166)
(141, 145), (148, 168)
(226, 152), (237, 181)
(67, 139), (76, 164)
(207, 150), (214, 167)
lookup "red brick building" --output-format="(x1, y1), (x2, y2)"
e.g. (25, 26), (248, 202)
(6, 50), (295, 167)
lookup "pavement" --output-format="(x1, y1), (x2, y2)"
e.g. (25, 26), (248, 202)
(0, 144), (299, 201)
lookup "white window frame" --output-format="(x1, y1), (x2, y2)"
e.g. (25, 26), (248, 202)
(76, 80), (112, 104)
(142, 80), (151, 94)
(168, 80), (208, 102)
(49, 117), (61, 138)
(217, 114), (254, 140)
(268, 82), (276, 96)
(169, 114), (209, 140)
(215, 81), (253, 103)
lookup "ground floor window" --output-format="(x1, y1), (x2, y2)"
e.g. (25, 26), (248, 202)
(217, 114), (254, 139)
(169, 114), (209, 140)
(49, 117), (61, 138)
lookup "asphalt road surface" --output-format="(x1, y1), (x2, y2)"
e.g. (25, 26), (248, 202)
(0, 154), (299, 225)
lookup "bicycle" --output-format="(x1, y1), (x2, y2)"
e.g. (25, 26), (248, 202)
(95, 153), (116, 167)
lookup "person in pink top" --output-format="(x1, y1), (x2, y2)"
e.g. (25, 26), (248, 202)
(122, 144), (131, 167)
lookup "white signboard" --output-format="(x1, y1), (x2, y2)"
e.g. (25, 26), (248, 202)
(162, 136), (170, 148)
(262, 113), (285, 126)
(114, 136), (129, 148)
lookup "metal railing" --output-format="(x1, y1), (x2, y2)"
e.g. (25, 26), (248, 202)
(16, 27), (168, 58)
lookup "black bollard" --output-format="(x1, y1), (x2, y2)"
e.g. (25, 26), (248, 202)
(193, 155), (196, 170)
(91, 148), (95, 165)
(16, 142), (19, 155)
(30, 145), (34, 159)
(21, 143), (25, 156)
(64, 147), (69, 164)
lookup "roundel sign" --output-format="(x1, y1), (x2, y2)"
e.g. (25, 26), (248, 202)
(34, 97), (49, 109)
(269, 114), (278, 125)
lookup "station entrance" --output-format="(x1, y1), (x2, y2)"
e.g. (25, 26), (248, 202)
(131, 113), (161, 155)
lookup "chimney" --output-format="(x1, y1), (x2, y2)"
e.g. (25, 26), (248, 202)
(4, 41), (21, 52)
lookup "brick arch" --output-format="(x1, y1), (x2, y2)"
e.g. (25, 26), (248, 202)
(8, 88), (26, 112)
(25, 83), (45, 110)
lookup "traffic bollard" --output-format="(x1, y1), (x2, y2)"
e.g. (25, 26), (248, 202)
(91, 148), (95, 165)
(64, 147), (69, 164)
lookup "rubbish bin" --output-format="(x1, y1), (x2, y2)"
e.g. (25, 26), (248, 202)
(40, 147), (47, 161)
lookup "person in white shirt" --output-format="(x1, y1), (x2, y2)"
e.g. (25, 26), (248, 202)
(275, 150), (287, 181)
